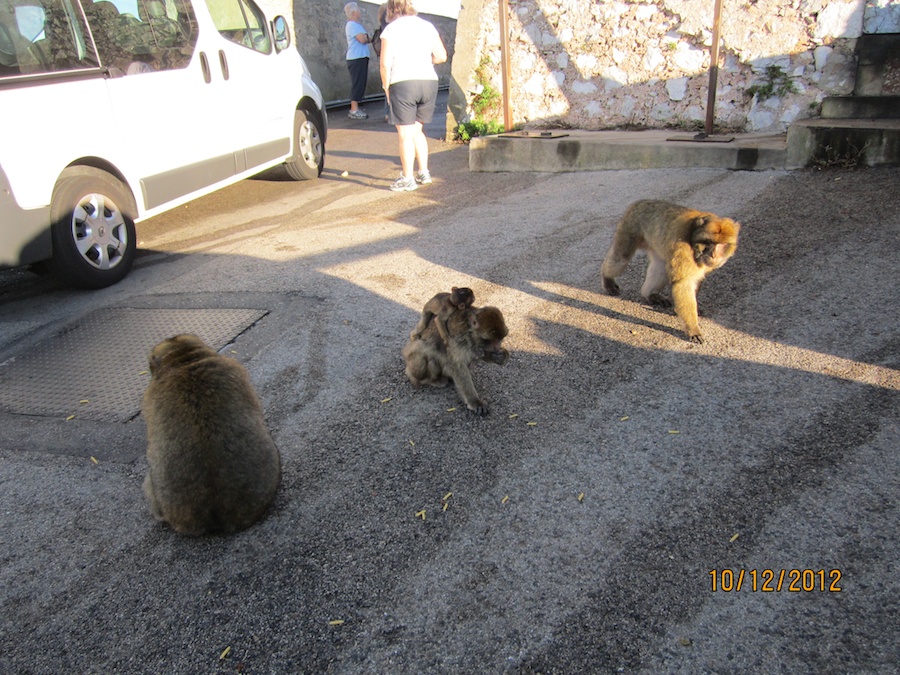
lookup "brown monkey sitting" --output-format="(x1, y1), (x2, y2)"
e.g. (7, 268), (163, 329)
(142, 334), (281, 536)
(410, 286), (475, 346)
(601, 199), (740, 343)
(403, 305), (509, 416)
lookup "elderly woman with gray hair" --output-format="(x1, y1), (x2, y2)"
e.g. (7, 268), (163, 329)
(344, 2), (371, 120)
(379, 0), (447, 191)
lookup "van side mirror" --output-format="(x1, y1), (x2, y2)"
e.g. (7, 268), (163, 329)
(273, 16), (290, 53)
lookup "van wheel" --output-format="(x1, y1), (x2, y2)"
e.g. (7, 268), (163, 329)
(284, 108), (324, 180)
(48, 168), (137, 289)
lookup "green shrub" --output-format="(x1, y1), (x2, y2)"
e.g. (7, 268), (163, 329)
(455, 119), (505, 142)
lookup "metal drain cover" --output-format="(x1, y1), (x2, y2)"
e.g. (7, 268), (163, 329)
(0, 308), (268, 422)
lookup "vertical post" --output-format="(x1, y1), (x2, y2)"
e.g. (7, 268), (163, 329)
(703, 0), (724, 137)
(499, 0), (512, 131)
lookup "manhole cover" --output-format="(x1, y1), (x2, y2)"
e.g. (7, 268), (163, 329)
(0, 308), (268, 422)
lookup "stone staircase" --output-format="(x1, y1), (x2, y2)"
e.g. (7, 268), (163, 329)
(786, 33), (900, 168)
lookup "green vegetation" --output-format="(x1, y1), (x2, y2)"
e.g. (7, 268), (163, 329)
(746, 64), (798, 102)
(455, 58), (506, 143)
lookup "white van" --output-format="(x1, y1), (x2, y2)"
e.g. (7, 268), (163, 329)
(0, 0), (327, 288)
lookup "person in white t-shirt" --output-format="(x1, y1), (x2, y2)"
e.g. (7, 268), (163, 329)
(344, 2), (371, 120)
(379, 0), (447, 191)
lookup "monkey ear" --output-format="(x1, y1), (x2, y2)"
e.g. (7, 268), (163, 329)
(149, 353), (161, 376)
(451, 286), (459, 293)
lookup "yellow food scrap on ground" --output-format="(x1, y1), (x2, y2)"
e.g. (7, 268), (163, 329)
(341, 170), (349, 177)
(578, 492), (585, 502)
(447, 407), (457, 412)
(79, 399), (89, 404)
(508, 413), (519, 419)
(409, 439), (415, 447)
(415, 510), (426, 520)
(443, 492), (453, 502)
(90, 456), (99, 465)
(668, 430), (680, 434)
(139, 370), (149, 375)
(66, 415), (75, 421)
(501, 495), (509, 504)
(327, 620), (345, 626)
(443, 502), (449, 511)
(729, 533), (740, 542)
(381, 397), (392, 403)
(620, 416), (629, 421)
(219, 646), (231, 660)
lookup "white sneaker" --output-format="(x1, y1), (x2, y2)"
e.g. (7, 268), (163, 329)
(415, 171), (432, 185)
(348, 109), (368, 120)
(390, 175), (418, 192)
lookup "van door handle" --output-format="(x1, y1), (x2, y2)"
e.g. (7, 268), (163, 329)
(199, 51), (211, 83)
(218, 50), (229, 81)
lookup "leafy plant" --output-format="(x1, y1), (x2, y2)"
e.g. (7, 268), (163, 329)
(456, 119), (505, 142)
(455, 58), (505, 142)
(746, 64), (798, 102)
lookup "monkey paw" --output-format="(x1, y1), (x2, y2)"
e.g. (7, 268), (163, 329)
(647, 293), (671, 307)
(601, 278), (620, 295)
(468, 401), (489, 416)
(689, 333), (704, 344)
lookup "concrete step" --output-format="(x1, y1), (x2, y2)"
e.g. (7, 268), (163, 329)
(785, 118), (900, 169)
(822, 96), (900, 119)
(468, 129), (787, 172)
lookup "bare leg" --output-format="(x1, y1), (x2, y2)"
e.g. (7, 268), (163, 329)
(412, 122), (429, 174)
(396, 124), (418, 179)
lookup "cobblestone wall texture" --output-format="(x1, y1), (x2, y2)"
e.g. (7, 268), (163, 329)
(451, 0), (900, 133)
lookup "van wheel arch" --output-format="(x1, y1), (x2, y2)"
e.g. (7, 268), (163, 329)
(283, 105), (325, 180)
(48, 167), (137, 289)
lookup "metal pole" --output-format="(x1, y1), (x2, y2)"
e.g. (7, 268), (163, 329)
(702, 0), (724, 137)
(499, 0), (512, 131)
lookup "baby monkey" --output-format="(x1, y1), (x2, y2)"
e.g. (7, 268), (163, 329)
(411, 286), (475, 346)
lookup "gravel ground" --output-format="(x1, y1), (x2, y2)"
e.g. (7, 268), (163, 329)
(0, 146), (897, 673)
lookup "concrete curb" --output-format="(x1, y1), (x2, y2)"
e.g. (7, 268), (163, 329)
(469, 129), (788, 172)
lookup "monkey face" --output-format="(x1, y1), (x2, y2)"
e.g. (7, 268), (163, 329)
(471, 307), (509, 364)
(450, 286), (476, 311)
(690, 217), (739, 270)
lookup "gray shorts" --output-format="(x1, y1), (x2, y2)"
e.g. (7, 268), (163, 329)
(389, 80), (438, 126)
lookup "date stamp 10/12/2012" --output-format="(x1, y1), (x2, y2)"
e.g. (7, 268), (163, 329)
(710, 569), (843, 593)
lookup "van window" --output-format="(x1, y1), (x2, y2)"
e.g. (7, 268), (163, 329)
(83, 0), (198, 76)
(0, 0), (199, 79)
(206, 0), (269, 54)
(0, 0), (97, 75)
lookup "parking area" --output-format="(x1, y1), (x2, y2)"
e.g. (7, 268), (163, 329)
(0, 109), (898, 672)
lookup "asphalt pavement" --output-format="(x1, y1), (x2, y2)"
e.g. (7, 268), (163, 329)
(0, 96), (898, 674)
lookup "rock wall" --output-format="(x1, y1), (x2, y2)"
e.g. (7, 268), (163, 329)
(278, 0), (456, 105)
(448, 0), (900, 136)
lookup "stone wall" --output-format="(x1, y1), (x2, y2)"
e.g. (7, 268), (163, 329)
(275, 0), (457, 105)
(448, 0), (900, 136)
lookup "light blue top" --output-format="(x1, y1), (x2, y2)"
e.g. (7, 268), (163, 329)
(346, 20), (369, 60)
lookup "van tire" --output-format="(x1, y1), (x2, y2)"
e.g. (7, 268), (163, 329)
(48, 168), (137, 289)
(284, 108), (324, 180)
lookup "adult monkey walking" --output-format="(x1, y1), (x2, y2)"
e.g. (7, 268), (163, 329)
(379, 0), (447, 191)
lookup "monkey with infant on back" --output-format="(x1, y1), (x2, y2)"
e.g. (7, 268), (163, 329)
(404, 289), (508, 416)
(601, 199), (740, 344)
(142, 334), (281, 536)
(410, 286), (475, 346)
